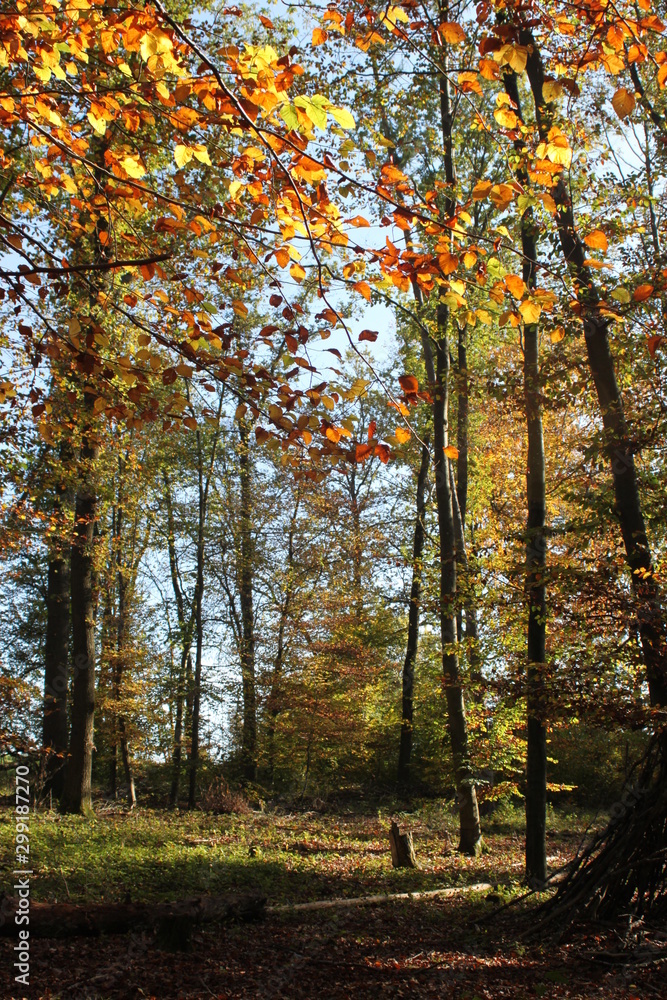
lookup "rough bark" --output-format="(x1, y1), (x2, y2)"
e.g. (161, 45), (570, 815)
(389, 821), (418, 868)
(268, 497), (300, 780)
(398, 437), (430, 786)
(60, 424), (98, 815)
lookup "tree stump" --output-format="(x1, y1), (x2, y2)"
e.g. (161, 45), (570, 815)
(389, 821), (417, 868)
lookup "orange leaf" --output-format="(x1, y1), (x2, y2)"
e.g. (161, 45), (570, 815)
(347, 215), (370, 227)
(395, 426), (410, 443)
(274, 248), (290, 268)
(259, 14), (274, 28)
(647, 335), (664, 356)
(584, 229), (608, 252)
(438, 252), (458, 275)
(325, 426), (341, 443)
(356, 442), (373, 462)
(505, 274), (526, 299)
(444, 444), (459, 459)
(440, 21), (465, 44)
(612, 88), (635, 119)
(312, 27), (328, 46)
(634, 283), (654, 301)
(353, 280), (371, 301)
(367, 420), (377, 441)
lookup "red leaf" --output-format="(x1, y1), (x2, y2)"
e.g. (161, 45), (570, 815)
(359, 330), (378, 342)
(398, 374), (418, 393)
(367, 420), (377, 441)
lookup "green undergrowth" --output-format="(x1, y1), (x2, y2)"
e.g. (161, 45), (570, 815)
(0, 800), (592, 908)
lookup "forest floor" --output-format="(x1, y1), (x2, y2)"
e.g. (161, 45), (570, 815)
(0, 799), (664, 999)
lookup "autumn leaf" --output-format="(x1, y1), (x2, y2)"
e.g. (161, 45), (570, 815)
(367, 420), (377, 440)
(353, 280), (371, 301)
(438, 252), (458, 275)
(584, 230), (608, 252)
(550, 327), (565, 343)
(494, 107), (519, 129)
(444, 444), (459, 459)
(312, 28), (328, 46)
(440, 22), (465, 44)
(519, 300), (542, 324)
(359, 330), (378, 342)
(505, 274), (526, 299)
(329, 106), (355, 129)
(398, 374), (418, 393)
(633, 283), (654, 301)
(122, 156), (145, 179)
(395, 426), (410, 443)
(347, 215), (370, 227)
(647, 335), (664, 356)
(612, 88), (635, 119)
(290, 262), (306, 282)
(174, 145), (194, 168)
(259, 14), (274, 28)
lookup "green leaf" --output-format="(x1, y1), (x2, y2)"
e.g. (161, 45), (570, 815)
(279, 104), (299, 131)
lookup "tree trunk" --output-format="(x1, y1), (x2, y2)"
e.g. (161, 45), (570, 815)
(504, 67), (548, 886)
(238, 420), (257, 782)
(268, 498), (299, 781)
(61, 426), (98, 815)
(522, 28), (667, 723)
(388, 821), (418, 868)
(115, 562), (136, 808)
(398, 437), (430, 786)
(43, 474), (71, 799)
(430, 46), (482, 855)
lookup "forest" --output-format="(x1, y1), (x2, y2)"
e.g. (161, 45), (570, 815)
(0, 0), (666, 996)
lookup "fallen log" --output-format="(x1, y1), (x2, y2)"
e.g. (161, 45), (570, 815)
(267, 882), (493, 913)
(0, 892), (266, 940)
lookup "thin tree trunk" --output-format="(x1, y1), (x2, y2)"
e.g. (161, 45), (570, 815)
(115, 556), (136, 808)
(238, 419), (256, 781)
(504, 67), (548, 885)
(43, 466), (71, 799)
(61, 425), (98, 815)
(398, 437), (430, 786)
(268, 498), (300, 781)
(429, 29), (482, 855)
(522, 27), (667, 723)
(454, 326), (481, 687)
(163, 470), (194, 809)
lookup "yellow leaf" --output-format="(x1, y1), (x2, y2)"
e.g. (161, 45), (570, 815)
(542, 80), (564, 102)
(612, 88), (635, 119)
(494, 107), (519, 129)
(140, 33), (158, 62)
(87, 111), (107, 135)
(174, 145), (194, 168)
(193, 146), (212, 165)
(395, 427), (410, 443)
(290, 262), (306, 282)
(232, 299), (249, 316)
(34, 64), (51, 83)
(550, 327), (565, 343)
(312, 27), (328, 45)
(505, 274), (526, 299)
(122, 156), (145, 179)
(584, 229), (608, 252)
(519, 300), (542, 324)
(321, 395), (335, 410)
(444, 444), (459, 459)
(329, 107), (355, 129)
